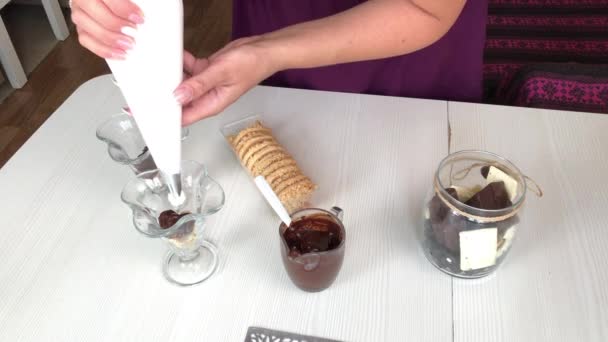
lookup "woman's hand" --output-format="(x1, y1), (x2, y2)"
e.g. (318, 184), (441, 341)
(176, 37), (279, 126)
(71, 0), (144, 59)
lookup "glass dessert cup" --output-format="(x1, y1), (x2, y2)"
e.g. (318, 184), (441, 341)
(96, 113), (189, 174)
(419, 150), (527, 279)
(121, 160), (225, 286)
(279, 207), (345, 292)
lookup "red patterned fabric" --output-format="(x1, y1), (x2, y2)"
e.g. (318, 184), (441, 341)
(483, 0), (608, 113)
(487, 0), (608, 8)
(497, 64), (608, 113)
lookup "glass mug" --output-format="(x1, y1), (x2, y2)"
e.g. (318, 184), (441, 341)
(419, 150), (527, 278)
(279, 207), (345, 292)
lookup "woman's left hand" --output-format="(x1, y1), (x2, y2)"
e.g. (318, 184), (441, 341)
(175, 37), (278, 126)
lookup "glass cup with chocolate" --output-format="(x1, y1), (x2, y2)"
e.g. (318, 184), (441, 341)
(419, 150), (527, 278)
(279, 207), (345, 292)
(96, 113), (189, 174)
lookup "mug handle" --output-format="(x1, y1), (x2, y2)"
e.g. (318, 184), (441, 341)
(331, 206), (344, 220)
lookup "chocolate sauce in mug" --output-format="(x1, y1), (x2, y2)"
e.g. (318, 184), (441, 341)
(280, 210), (345, 292)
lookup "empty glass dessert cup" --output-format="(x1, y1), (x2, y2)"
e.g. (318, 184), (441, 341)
(121, 160), (225, 286)
(279, 207), (345, 292)
(419, 150), (527, 279)
(96, 113), (189, 174)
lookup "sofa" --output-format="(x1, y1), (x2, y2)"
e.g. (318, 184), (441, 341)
(483, 0), (608, 113)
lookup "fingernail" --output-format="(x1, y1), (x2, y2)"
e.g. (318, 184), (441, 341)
(128, 14), (144, 25)
(121, 26), (137, 38)
(174, 87), (192, 104)
(111, 50), (127, 60)
(116, 38), (134, 50)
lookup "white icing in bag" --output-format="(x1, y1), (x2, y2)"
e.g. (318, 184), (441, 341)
(106, 0), (184, 203)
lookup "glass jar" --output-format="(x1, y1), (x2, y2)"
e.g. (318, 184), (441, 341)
(419, 150), (527, 278)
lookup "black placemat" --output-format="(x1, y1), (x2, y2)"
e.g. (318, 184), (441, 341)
(245, 326), (342, 342)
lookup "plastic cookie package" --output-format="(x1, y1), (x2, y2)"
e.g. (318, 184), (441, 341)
(221, 115), (317, 213)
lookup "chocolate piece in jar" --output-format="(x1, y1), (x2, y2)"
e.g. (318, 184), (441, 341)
(432, 208), (469, 253)
(481, 165), (490, 178)
(428, 187), (459, 224)
(481, 166), (518, 201)
(465, 181), (512, 210)
(428, 187), (463, 253)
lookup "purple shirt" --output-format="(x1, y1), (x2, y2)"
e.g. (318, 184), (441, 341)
(233, 1), (487, 102)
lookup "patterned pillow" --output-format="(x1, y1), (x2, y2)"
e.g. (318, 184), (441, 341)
(483, 0), (608, 105)
(495, 63), (608, 113)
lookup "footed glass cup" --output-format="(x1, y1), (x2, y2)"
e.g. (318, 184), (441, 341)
(121, 160), (225, 286)
(96, 113), (189, 174)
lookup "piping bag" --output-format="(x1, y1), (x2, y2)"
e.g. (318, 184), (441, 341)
(106, 0), (185, 206)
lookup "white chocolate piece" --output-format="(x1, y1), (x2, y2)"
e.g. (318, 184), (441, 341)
(451, 185), (483, 202)
(486, 166), (518, 202)
(497, 226), (517, 258)
(459, 228), (498, 271)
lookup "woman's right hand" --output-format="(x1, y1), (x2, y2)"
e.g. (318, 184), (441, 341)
(70, 0), (144, 59)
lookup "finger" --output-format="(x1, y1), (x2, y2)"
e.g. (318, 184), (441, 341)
(181, 90), (225, 126)
(104, 0), (144, 24)
(183, 53), (211, 77)
(77, 30), (126, 60)
(79, 0), (135, 34)
(174, 66), (224, 105)
(183, 50), (197, 73)
(182, 84), (249, 126)
(72, 10), (134, 51)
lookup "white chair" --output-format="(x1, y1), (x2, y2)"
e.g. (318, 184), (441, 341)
(0, 0), (26, 88)
(0, 0), (69, 88)
(41, 0), (70, 41)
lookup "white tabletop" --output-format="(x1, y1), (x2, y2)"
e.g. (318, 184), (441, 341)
(0, 75), (453, 341)
(448, 103), (608, 342)
(1, 75), (607, 341)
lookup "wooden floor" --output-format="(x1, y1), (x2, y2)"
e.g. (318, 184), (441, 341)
(0, 0), (231, 168)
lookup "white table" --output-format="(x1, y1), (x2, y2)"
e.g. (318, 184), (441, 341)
(449, 103), (608, 342)
(0, 75), (606, 341)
